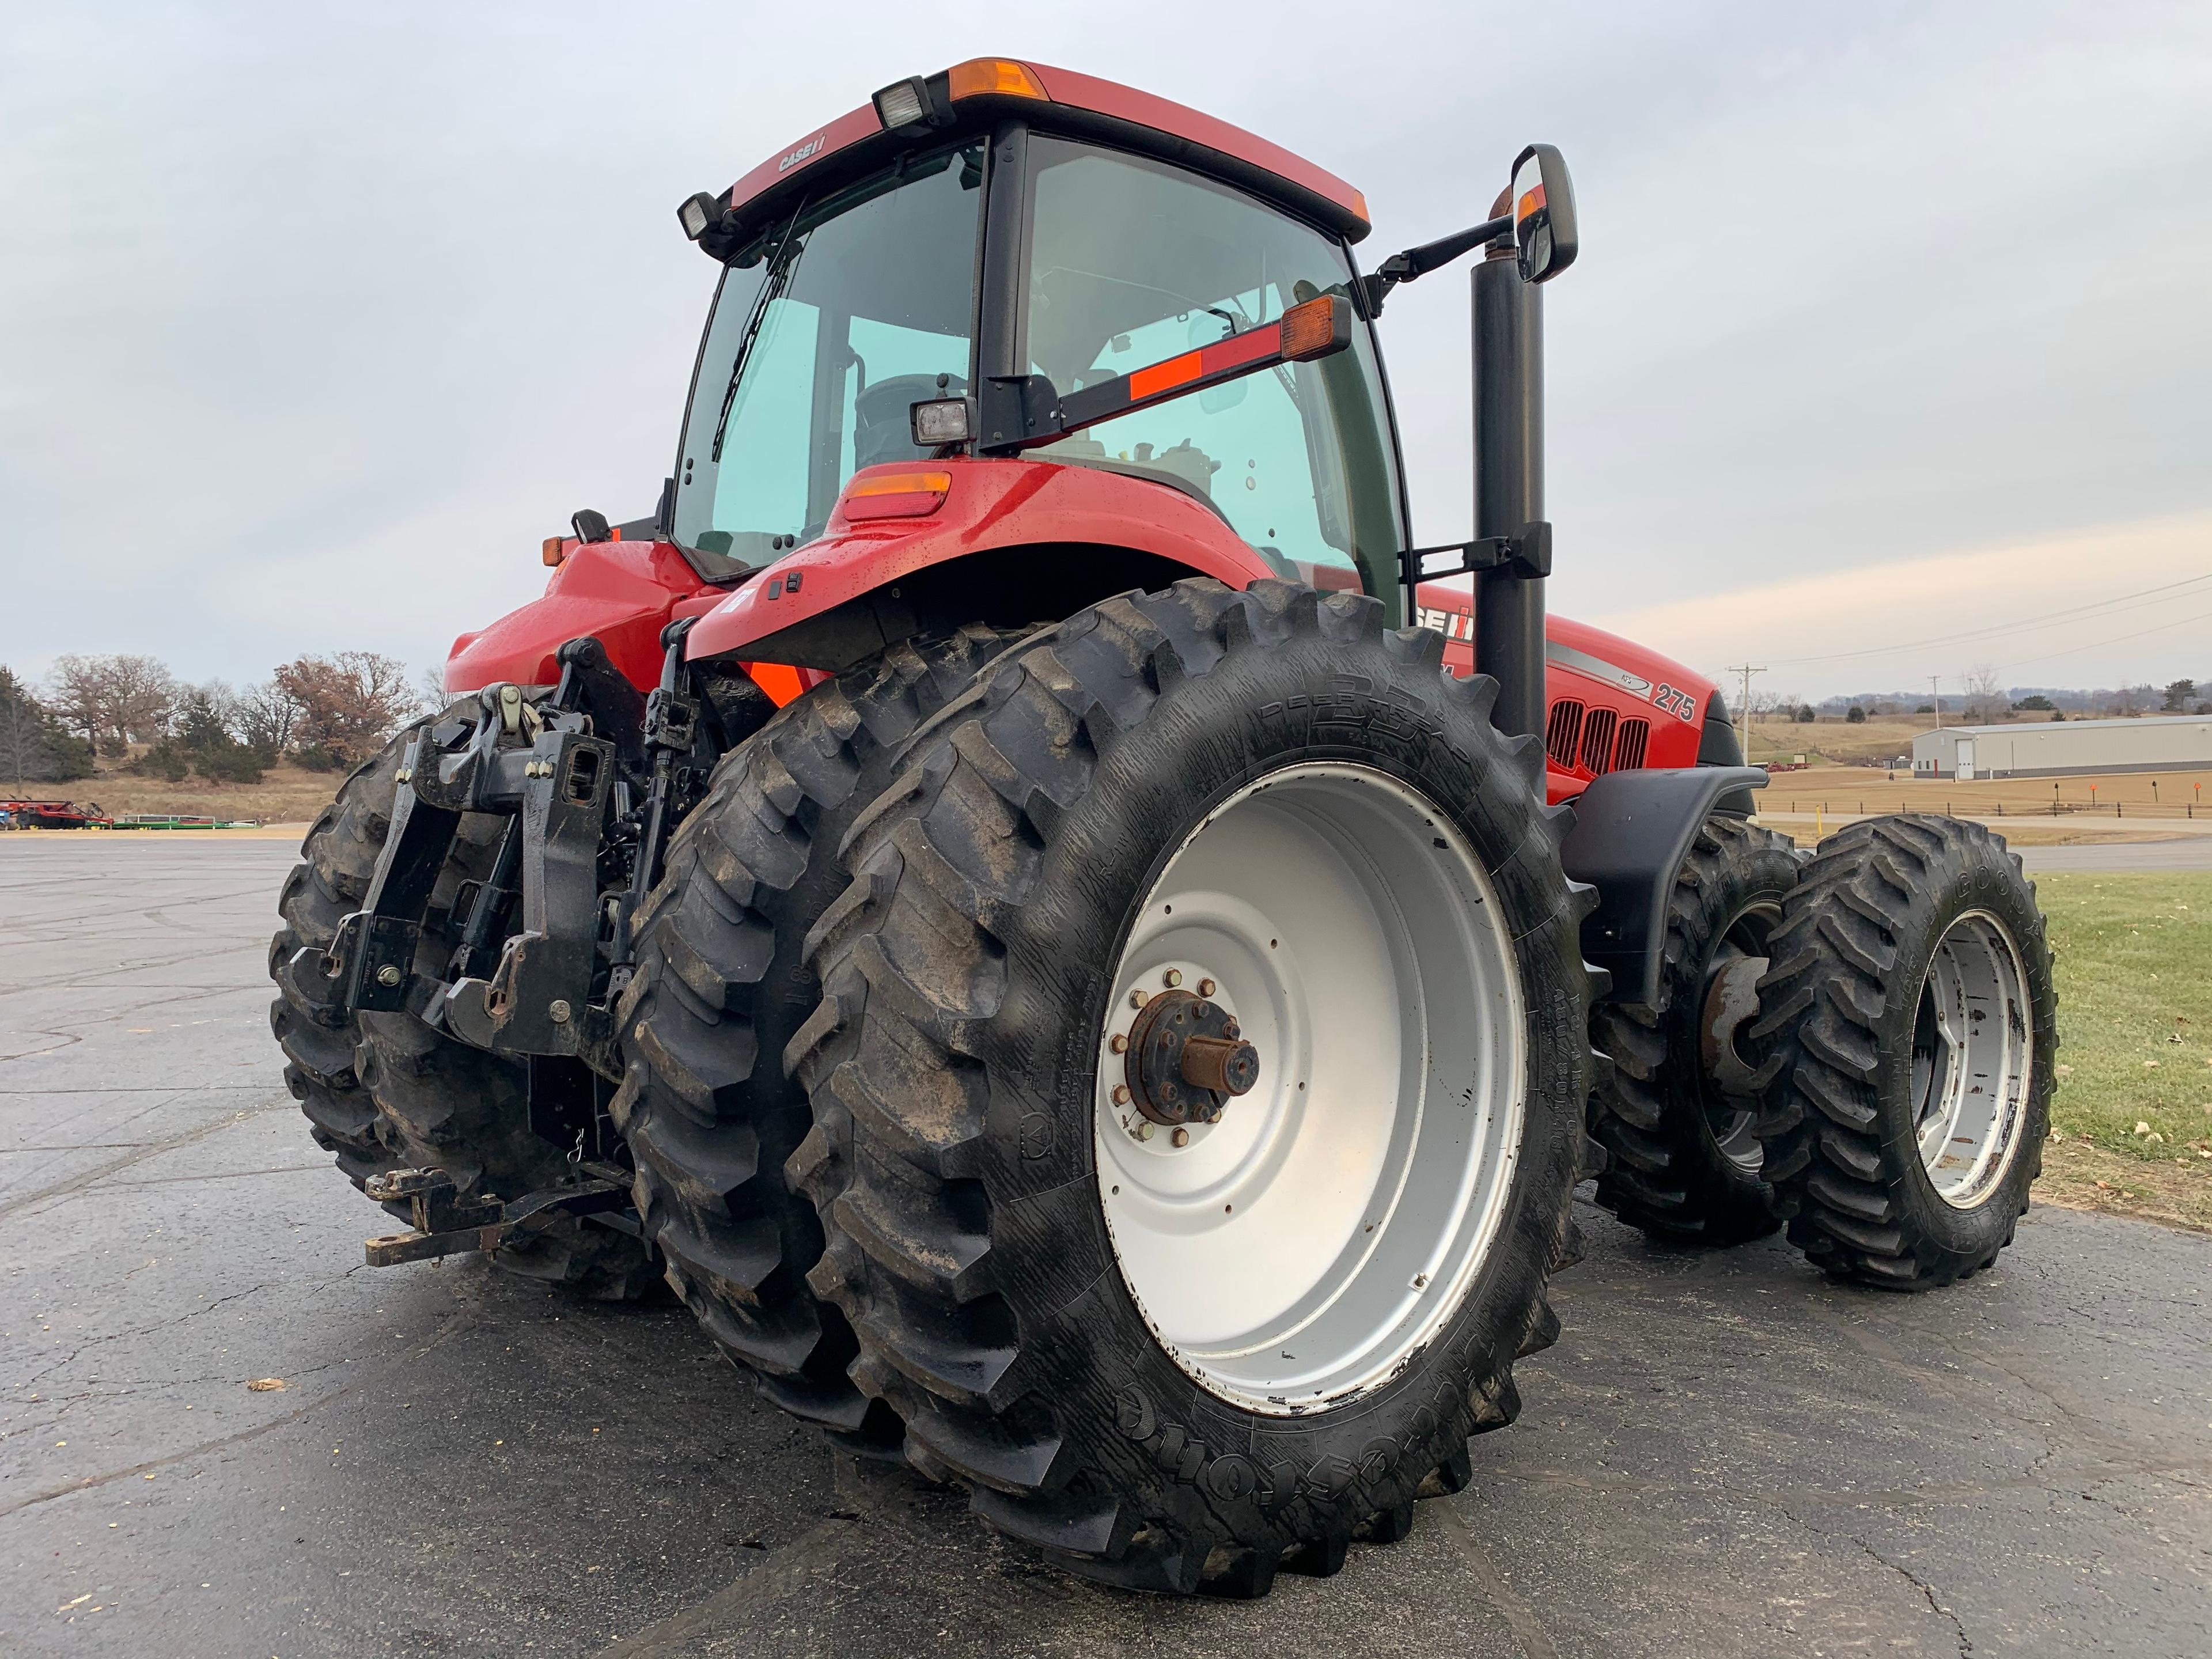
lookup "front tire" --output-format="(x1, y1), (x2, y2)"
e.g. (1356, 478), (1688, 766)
(1751, 815), (2055, 1288)
(790, 582), (1594, 1594)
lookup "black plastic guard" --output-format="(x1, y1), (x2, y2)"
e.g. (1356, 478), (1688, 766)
(1559, 766), (1769, 1009)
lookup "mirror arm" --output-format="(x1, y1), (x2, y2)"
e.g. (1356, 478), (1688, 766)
(978, 294), (1353, 456)
(1359, 213), (1513, 314)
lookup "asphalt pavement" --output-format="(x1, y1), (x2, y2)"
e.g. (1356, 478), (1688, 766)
(4, 837), (2208, 1658)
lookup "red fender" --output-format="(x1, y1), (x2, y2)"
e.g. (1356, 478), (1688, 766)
(684, 457), (1278, 662)
(446, 537), (714, 692)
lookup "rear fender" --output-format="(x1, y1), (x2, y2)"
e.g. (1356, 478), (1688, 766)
(685, 458), (1280, 670)
(446, 539), (719, 694)
(1560, 766), (1770, 1008)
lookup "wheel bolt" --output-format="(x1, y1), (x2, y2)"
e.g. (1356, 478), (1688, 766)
(1134, 1122), (1155, 1142)
(1112, 1084), (1130, 1105)
(1198, 978), (1215, 997)
(1109, 1033), (1128, 1054)
(1171, 1127), (1190, 1148)
(1130, 987), (1149, 1009)
(1162, 968), (1182, 988)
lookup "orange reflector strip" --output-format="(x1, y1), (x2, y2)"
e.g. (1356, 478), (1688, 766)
(1278, 295), (1339, 361)
(1516, 184), (1547, 224)
(1129, 350), (1203, 402)
(946, 59), (1048, 101)
(846, 469), (952, 498)
(747, 662), (806, 707)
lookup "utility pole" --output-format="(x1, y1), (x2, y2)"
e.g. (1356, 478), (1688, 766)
(1929, 675), (1942, 730)
(1729, 664), (1766, 760)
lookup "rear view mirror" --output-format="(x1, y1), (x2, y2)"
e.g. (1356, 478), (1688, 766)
(1510, 145), (1577, 283)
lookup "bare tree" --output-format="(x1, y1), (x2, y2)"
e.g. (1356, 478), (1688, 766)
(236, 679), (302, 754)
(1962, 665), (2008, 725)
(46, 653), (179, 753)
(274, 651), (422, 766)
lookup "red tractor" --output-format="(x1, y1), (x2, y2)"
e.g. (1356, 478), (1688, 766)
(272, 59), (2056, 1596)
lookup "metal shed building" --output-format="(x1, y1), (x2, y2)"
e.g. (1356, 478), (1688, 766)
(1911, 715), (2212, 780)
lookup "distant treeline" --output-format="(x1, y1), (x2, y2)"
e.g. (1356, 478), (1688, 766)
(1, 652), (422, 788)
(1734, 676), (2211, 726)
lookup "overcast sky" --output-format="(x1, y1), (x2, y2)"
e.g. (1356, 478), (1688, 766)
(5, 2), (2207, 703)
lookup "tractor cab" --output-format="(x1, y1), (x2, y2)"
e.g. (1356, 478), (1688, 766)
(668, 62), (1407, 618)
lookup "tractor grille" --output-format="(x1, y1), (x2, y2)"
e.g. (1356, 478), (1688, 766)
(1580, 707), (1618, 774)
(1546, 700), (1585, 770)
(1613, 718), (1649, 771)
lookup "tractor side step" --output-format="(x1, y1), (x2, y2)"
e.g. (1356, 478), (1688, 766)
(362, 1166), (632, 1268)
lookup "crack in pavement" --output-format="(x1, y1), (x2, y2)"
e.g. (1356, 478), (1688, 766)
(2, 1277), (487, 1517)
(1434, 1498), (1562, 1659)
(18, 1278), (282, 1387)
(1745, 1487), (1974, 1657)
(0, 1099), (295, 1224)
(0, 1387), (359, 1517)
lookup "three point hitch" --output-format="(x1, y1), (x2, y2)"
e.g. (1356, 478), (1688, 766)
(297, 622), (763, 1081)
(362, 1165), (631, 1267)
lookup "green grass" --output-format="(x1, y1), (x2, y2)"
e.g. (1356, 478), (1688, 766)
(2039, 872), (2212, 1162)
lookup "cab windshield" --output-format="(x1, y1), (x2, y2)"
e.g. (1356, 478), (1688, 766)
(672, 143), (984, 562)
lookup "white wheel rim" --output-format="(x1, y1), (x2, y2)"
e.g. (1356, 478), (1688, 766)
(1911, 908), (2033, 1209)
(1093, 762), (1527, 1415)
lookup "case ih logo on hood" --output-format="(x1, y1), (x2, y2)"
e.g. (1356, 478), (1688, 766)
(777, 134), (827, 174)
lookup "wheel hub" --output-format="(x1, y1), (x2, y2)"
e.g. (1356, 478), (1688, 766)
(1124, 987), (1259, 1126)
(1092, 762), (1527, 1415)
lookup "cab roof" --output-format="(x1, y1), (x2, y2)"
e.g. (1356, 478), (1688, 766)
(719, 57), (1372, 246)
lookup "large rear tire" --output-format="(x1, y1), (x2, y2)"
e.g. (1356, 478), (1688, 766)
(789, 581), (1594, 1594)
(1751, 815), (2055, 1288)
(1589, 815), (1800, 1245)
(610, 626), (1023, 1449)
(268, 729), (659, 1300)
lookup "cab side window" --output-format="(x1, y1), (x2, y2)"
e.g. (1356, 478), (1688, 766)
(1021, 138), (1404, 601)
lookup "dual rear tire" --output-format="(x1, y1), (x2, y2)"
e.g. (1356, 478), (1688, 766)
(781, 581), (1595, 1592)
(1590, 809), (2055, 1293)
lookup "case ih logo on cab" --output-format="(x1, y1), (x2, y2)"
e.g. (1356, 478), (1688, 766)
(777, 134), (825, 173)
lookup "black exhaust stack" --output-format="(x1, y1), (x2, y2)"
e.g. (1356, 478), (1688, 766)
(1472, 237), (1546, 743)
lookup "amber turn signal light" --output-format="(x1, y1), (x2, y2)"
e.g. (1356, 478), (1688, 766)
(543, 536), (567, 567)
(841, 468), (953, 521)
(946, 59), (1048, 102)
(1278, 294), (1349, 362)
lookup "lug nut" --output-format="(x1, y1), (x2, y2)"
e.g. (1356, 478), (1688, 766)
(548, 999), (572, 1024)
(1109, 1033), (1128, 1054)
(1134, 1122), (1155, 1142)
(376, 964), (403, 987)
(1162, 968), (1182, 988)
(1198, 978), (1215, 997)
(1130, 987), (1149, 1009)
(1171, 1127), (1190, 1147)
(1112, 1084), (1130, 1105)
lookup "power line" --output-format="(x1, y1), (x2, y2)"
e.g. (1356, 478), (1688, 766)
(1765, 570), (2212, 667)
(1991, 603), (2212, 675)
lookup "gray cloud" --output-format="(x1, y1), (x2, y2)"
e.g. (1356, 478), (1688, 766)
(4, 2), (2206, 698)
